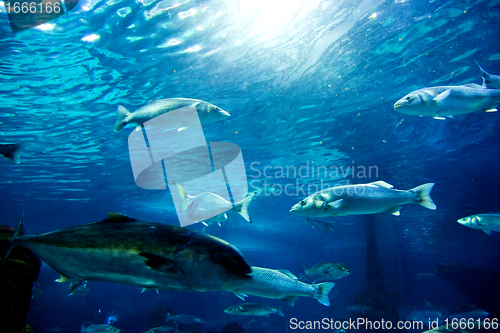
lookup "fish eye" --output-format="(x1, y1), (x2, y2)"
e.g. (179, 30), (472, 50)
(406, 96), (413, 101)
(300, 200), (306, 206)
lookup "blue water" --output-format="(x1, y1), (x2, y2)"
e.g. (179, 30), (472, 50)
(1, 0), (500, 332)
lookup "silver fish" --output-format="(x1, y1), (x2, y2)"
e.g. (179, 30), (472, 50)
(145, 326), (177, 333)
(290, 181), (436, 217)
(1, 213), (252, 293)
(81, 324), (120, 333)
(394, 84), (500, 118)
(175, 183), (255, 223)
(224, 303), (284, 317)
(305, 218), (336, 232)
(113, 98), (230, 132)
(477, 62), (500, 89)
(457, 214), (500, 235)
(303, 262), (350, 282)
(0, 143), (22, 164)
(231, 266), (335, 307)
(165, 313), (204, 324)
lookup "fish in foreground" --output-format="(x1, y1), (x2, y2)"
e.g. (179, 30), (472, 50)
(165, 313), (204, 324)
(1, 213), (251, 292)
(224, 303), (284, 317)
(290, 181), (436, 218)
(145, 326), (177, 333)
(81, 324), (120, 333)
(457, 214), (500, 235)
(303, 262), (350, 282)
(305, 217), (336, 232)
(394, 83), (500, 118)
(477, 62), (500, 89)
(113, 98), (230, 132)
(175, 183), (256, 223)
(231, 266), (335, 307)
(0, 143), (22, 164)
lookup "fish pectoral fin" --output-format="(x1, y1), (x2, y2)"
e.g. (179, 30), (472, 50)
(432, 89), (451, 105)
(389, 206), (402, 216)
(140, 252), (178, 274)
(369, 181), (393, 189)
(433, 116), (446, 120)
(234, 293), (248, 300)
(276, 269), (298, 280)
(483, 230), (492, 236)
(328, 199), (343, 209)
(55, 273), (78, 283)
(282, 296), (299, 307)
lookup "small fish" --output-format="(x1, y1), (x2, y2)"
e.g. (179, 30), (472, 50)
(305, 218), (336, 232)
(477, 62), (500, 89)
(224, 303), (284, 317)
(231, 266), (335, 307)
(68, 280), (89, 296)
(0, 143), (22, 164)
(145, 326), (177, 333)
(303, 262), (350, 282)
(1, 213), (251, 293)
(457, 214), (500, 235)
(290, 181), (436, 218)
(175, 183), (256, 223)
(113, 98), (230, 132)
(165, 313), (204, 324)
(394, 84), (500, 118)
(81, 324), (120, 333)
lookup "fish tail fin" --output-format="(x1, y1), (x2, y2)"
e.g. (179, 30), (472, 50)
(1, 143), (22, 164)
(314, 282), (335, 307)
(114, 105), (131, 132)
(0, 211), (24, 270)
(412, 183), (437, 210)
(276, 306), (284, 316)
(233, 192), (256, 223)
(174, 182), (189, 211)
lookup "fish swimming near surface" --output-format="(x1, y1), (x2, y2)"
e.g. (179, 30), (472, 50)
(457, 214), (500, 235)
(290, 181), (436, 218)
(231, 266), (335, 307)
(477, 62), (500, 89)
(175, 183), (256, 223)
(1, 213), (252, 293)
(0, 143), (22, 164)
(393, 83), (500, 119)
(81, 324), (120, 333)
(165, 313), (204, 324)
(224, 303), (284, 317)
(113, 98), (230, 132)
(305, 217), (336, 232)
(303, 262), (350, 282)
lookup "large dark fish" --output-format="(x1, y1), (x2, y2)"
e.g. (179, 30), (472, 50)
(1, 213), (251, 292)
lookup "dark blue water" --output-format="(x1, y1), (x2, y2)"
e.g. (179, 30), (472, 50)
(1, 0), (500, 332)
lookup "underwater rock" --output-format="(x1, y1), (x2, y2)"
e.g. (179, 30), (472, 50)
(0, 224), (41, 333)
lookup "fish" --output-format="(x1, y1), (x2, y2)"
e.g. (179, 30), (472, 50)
(224, 303), (284, 316)
(303, 262), (350, 282)
(477, 62), (500, 89)
(0, 143), (22, 164)
(81, 324), (120, 333)
(305, 218), (336, 232)
(231, 266), (335, 307)
(393, 84), (500, 118)
(68, 280), (89, 296)
(165, 313), (204, 324)
(113, 98), (230, 132)
(175, 183), (256, 223)
(1, 213), (252, 293)
(145, 326), (177, 333)
(457, 214), (500, 235)
(290, 181), (436, 218)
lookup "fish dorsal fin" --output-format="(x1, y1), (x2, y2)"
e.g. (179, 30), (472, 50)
(462, 83), (484, 89)
(369, 181), (393, 189)
(90, 213), (137, 224)
(277, 269), (298, 280)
